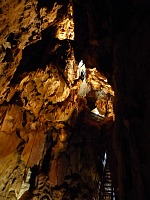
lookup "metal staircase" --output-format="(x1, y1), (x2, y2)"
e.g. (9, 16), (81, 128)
(99, 160), (115, 200)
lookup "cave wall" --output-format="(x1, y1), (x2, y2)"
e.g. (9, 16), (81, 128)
(0, 0), (89, 199)
(0, 0), (114, 199)
(1, 0), (150, 200)
(114, 8), (150, 200)
(73, 1), (150, 200)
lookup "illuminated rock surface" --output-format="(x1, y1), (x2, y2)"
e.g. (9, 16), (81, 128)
(0, 0), (150, 200)
(0, 1), (114, 199)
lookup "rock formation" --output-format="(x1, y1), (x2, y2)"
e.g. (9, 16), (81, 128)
(0, 0), (150, 200)
(0, 1), (114, 199)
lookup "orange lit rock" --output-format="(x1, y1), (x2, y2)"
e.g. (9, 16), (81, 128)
(0, 131), (20, 159)
(21, 130), (46, 167)
(0, 0), (116, 199)
(48, 159), (58, 186)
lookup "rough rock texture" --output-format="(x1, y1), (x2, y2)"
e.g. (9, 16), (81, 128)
(1, 0), (150, 200)
(0, 0), (114, 199)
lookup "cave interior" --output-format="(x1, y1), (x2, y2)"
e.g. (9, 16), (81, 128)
(0, 0), (150, 200)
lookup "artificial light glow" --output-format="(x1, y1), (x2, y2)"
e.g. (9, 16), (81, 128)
(91, 107), (100, 115)
(102, 152), (107, 168)
(78, 60), (84, 68)
(76, 60), (86, 80)
(91, 107), (105, 118)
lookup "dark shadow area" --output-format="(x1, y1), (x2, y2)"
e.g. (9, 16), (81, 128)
(10, 25), (73, 85)
(37, 0), (69, 12)
(10, 25), (56, 84)
(37, 0), (56, 11)
(29, 165), (39, 191)
(73, 0), (135, 83)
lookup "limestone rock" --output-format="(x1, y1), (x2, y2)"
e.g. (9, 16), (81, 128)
(0, 0), (116, 199)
